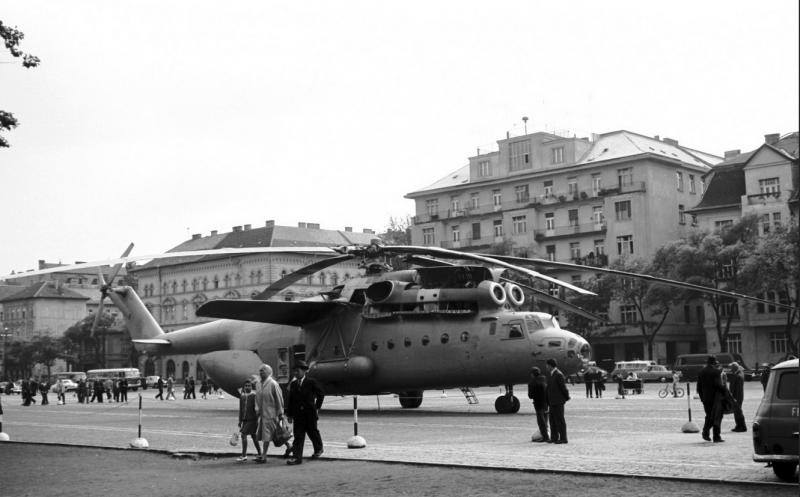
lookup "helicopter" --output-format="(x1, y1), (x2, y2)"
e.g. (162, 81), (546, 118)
(5, 243), (793, 414)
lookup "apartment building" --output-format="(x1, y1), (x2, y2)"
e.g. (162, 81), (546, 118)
(406, 129), (721, 366)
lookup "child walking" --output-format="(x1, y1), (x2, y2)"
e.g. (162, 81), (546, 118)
(237, 379), (262, 462)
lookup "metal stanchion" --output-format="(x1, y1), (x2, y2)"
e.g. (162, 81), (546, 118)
(130, 393), (149, 448)
(681, 381), (700, 433)
(347, 395), (366, 449)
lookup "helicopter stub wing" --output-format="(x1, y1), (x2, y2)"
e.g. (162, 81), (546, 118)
(196, 299), (341, 326)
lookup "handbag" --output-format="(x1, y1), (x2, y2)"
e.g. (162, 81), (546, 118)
(273, 418), (292, 447)
(229, 431), (240, 446)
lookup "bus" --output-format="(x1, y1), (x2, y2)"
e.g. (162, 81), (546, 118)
(86, 368), (142, 391)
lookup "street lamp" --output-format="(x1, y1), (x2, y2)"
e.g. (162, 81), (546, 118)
(1, 324), (10, 380)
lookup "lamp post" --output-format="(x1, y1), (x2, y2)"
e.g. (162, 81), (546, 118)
(1, 325), (10, 380)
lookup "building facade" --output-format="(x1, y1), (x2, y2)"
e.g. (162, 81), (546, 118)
(688, 132), (799, 367)
(129, 220), (378, 382)
(406, 129), (722, 367)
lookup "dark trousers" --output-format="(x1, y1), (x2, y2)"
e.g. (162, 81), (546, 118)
(594, 382), (603, 397)
(292, 412), (323, 460)
(732, 401), (746, 429)
(585, 381), (593, 398)
(548, 404), (567, 442)
(702, 400), (723, 440)
(155, 388), (163, 400)
(534, 405), (549, 441)
(120, 389), (128, 402)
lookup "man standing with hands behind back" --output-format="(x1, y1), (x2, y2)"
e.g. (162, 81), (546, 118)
(546, 358), (571, 444)
(285, 360), (325, 465)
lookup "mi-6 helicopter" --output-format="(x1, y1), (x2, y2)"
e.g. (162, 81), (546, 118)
(10, 243), (792, 414)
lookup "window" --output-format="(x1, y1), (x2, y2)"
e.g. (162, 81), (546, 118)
(689, 174), (696, 194)
(718, 259), (735, 280)
(551, 146), (565, 164)
(567, 177), (578, 196)
(761, 213), (771, 234)
(571, 275), (582, 284)
(615, 200), (631, 221)
(493, 219), (503, 237)
(548, 283), (560, 297)
(726, 333), (742, 353)
(450, 196), (460, 212)
(759, 177), (780, 194)
(568, 209), (578, 227)
(543, 180), (553, 197)
(594, 239), (605, 256)
(773, 212), (782, 226)
(570, 242), (581, 259)
(684, 305), (691, 323)
(492, 190), (502, 207)
(592, 206), (604, 225)
(479, 160), (492, 177)
(515, 184), (529, 203)
(679, 204), (685, 225)
(620, 304), (638, 324)
(546, 245), (556, 261)
(618, 168), (633, 187)
(719, 301), (739, 319)
(676, 171), (684, 191)
(769, 332), (787, 354)
(617, 235), (633, 255)
(426, 199), (439, 216)
(715, 219), (733, 230)
(545, 212), (555, 230)
(470, 193), (480, 209)
(451, 225), (460, 242)
(422, 228), (435, 245)
(512, 215), (527, 234)
(471, 222), (481, 240)
(509, 140), (531, 171)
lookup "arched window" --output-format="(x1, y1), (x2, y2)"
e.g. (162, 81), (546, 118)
(223, 274), (230, 288)
(257, 270), (263, 284)
(181, 361), (190, 381)
(171, 281), (178, 293)
(192, 294), (208, 312)
(330, 273), (339, 286)
(202, 277), (208, 291)
(182, 300), (189, 320)
(166, 360), (176, 379)
(192, 279), (198, 291)
(234, 273), (241, 285)
(162, 283), (168, 295)
(250, 271), (255, 284)
(182, 280), (187, 292)
(213, 276), (219, 289)
(319, 273), (326, 286)
(223, 290), (241, 299)
(344, 273), (351, 281)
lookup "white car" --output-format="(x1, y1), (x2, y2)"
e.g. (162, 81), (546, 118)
(146, 375), (161, 387)
(50, 379), (79, 392)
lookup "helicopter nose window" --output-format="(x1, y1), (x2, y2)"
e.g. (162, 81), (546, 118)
(548, 339), (563, 348)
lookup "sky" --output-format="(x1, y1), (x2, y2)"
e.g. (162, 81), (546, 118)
(1, 1), (798, 277)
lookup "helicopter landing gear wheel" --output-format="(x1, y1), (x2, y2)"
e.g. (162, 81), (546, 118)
(494, 384), (520, 414)
(398, 391), (423, 408)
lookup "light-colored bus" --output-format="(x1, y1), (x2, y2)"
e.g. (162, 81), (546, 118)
(86, 368), (142, 391)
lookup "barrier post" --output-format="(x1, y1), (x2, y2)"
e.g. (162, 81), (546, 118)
(347, 395), (366, 449)
(130, 393), (149, 448)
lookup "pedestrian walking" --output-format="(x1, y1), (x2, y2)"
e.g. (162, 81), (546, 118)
(200, 379), (208, 400)
(727, 362), (747, 432)
(39, 380), (49, 405)
(236, 379), (262, 462)
(527, 367), (550, 442)
(285, 360), (325, 465)
(545, 358), (570, 444)
(253, 365), (285, 463)
(696, 355), (726, 443)
(166, 376), (176, 401)
(54, 380), (65, 405)
(583, 367), (594, 398)
(119, 377), (128, 403)
(155, 377), (164, 401)
(188, 376), (196, 400)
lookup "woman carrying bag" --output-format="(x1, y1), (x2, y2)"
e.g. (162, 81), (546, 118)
(254, 364), (286, 463)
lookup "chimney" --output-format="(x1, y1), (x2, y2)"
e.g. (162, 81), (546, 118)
(362, 228), (375, 234)
(38, 259), (45, 270)
(765, 133), (780, 145)
(663, 137), (678, 146)
(211, 230), (218, 236)
(298, 222), (307, 229)
(345, 226), (353, 232)
(724, 149), (741, 159)
(307, 223), (320, 229)
(265, 220), (275, 228)
(191, 233), (201, 240)
(232, 226), (242, 232)
(244, 224), (251, 231)
(654, 135), (660, 141)
(591, 133), (600, 142)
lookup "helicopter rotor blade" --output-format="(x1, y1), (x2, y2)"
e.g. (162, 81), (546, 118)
(252, 254), (355, 300)
(402, 255), (455, 267)
(103, 242), (135, 286)
(489, 254), (799, 312)
(500, 277), (605, 323)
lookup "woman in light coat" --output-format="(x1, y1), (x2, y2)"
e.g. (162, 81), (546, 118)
(254, 364), (285, 462)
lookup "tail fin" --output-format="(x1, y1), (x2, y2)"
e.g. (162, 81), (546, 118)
(106, 286), (166, 344)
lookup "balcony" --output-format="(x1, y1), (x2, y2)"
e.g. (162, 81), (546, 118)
(600, 181), (647, 196)
(745, 190), (788, 205)
(534, 221), (607, 240)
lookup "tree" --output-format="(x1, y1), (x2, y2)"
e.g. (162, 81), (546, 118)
(566, 276), (613, 340)
(0, 20), (40, 147)
(31, 335), (62, 379)
(63, 314), (117, 370)
(379, 216), (411, 245)
(740, 223), (800, 356)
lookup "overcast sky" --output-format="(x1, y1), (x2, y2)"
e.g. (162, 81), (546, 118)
(1, 1), (797, 276)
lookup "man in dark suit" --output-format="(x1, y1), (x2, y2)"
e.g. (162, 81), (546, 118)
(545, 358), (570, 444)
(527, 367), (549, 442)
(285, 360), (325, 465)
(696, 355), (726, 443)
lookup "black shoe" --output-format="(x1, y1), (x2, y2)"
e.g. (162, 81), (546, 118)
(311, 449), (324, 459)
(554, 440), (568, 444)
(286, 458), (302, 465)
(731, 427), (747, 432)
(254, 457), (266, 464)
(713, 438), (725, 443)
(702, 434), (711, 441)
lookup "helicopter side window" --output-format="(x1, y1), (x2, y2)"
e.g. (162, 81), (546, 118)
(440, 333), (449, 344)
(421, 335), (430, 346)
(387, 339), (395, 350)
(489, 322), (496, 335)
(371, 341), (378, 351)
(404, 337), (412, 348)
(460, 332), (469, 342)
(548, 339), (563, 348)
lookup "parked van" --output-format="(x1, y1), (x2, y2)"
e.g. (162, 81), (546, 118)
(673, 353), (744, 382)
(609, 360), (656, 381)
(752, 358), (798, 482)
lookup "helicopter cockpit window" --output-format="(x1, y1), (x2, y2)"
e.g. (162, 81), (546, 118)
(525, 316), (543, 330)
(548, 339), (563, 348)
(508, 324), (524, 339)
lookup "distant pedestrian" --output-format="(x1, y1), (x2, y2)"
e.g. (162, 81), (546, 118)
(39, 380), (49, 405)
(104, 379), (113, 401)
(112, 378), (120, 402)
(140, 377), (147, 391)
(166, 376), (176, 401)
(594, 374), (605, 398)
(545, 358), (570, 444)
(54, 380), (65, 405)
(237, 379), (262, 462)
(527, 367), (549, 442)
(760, 364), (772, 391)
(200, 379), (208, 400)
(119, 378), (128, 403)
(92, 380), (104, 403)
(583, 368), (594, 398)
(696, 355), (726, 443)
(188, 376), (196, 400)
(155, 377), (164, 401)
(77, 379), (87, 403)
(28, 378), (38, 405)
(727, 362), (746, 432)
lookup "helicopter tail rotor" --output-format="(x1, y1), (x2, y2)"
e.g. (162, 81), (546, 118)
(90, 243), (134, 337)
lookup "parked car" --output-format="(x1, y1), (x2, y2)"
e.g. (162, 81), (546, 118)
(672, 353), (745, 382)
(636, 364), (674, 382)
(752, 357), (798, 482)
(49, 379), (78, 393)
(609, 360), (655, 382)
(146, 376), (161, 388)
(568, 363), (608, 384)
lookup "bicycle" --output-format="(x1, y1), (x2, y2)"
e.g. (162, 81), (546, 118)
(658, 382), (684, 398)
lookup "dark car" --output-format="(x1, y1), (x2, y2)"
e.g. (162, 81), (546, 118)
(673, 353), (745, 382)
(752, 358), (799, 482)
